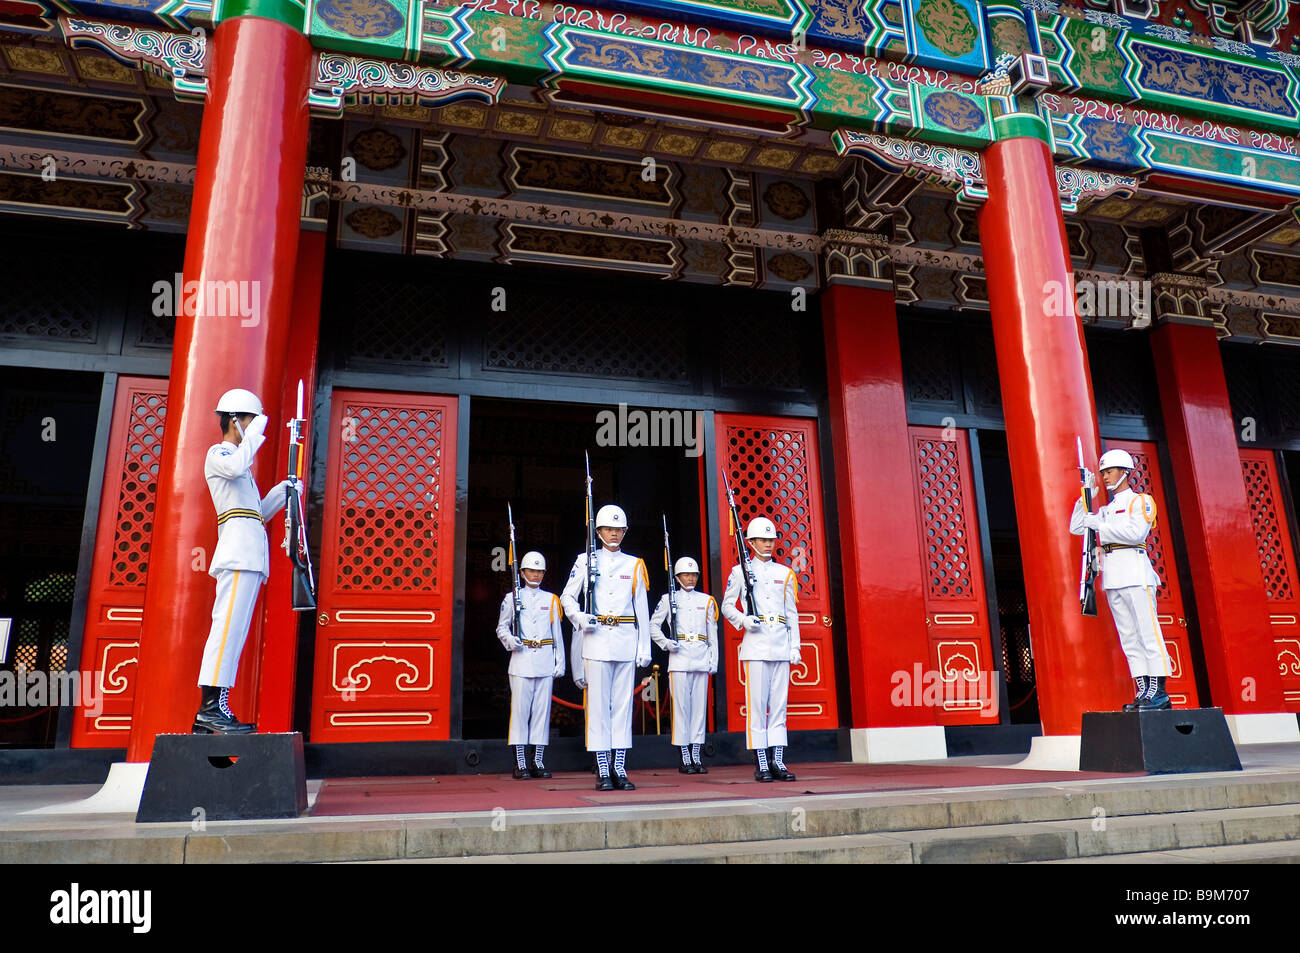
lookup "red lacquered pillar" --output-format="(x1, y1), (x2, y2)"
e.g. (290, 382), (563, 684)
(822, 280), (944, 760)
(978, 125), (1131, 739)
(1151, 318), (1295, 742)
(255, 230), (326, 733)
(127, 11), (313, 762)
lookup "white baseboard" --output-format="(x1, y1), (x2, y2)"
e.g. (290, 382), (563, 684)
(849, 725), (948, 763)
(1224, 713), (1300, 746)
(24, 761), (148, 815)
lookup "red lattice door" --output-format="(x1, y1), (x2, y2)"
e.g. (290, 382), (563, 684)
(714, 413), (838, 732)
(1239, 449), (1300, 712)
(1106, 440), (1199, 708)
(310, 391), (459, 741)
(908, 428), (997, 724)
(70, 377), (167, 747)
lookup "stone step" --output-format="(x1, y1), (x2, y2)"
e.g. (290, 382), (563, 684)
(352, 802), (1300, 865)
(4, 774), (1299, 864)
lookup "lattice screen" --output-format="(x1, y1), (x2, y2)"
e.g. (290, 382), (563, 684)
(721, 423), (819, 598)
(336, 403), (443, 591)
(344, 276), (450, 369)
(900, 323), (961, 407)
(720, 312), (804, 391)
(1242, 455), (1296, 602)
(0, 253), (101, 343)
(107, 386), (167, 588)
(484, 293), (688, 382)
(913, 436), (973, 599)
(1121, 447), (1170, 599)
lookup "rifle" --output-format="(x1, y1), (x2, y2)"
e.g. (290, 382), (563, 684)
(662, 514), (678, 642)
(507, 502), (523, 640)
(284, 379), (316, 611)
(584, 450), (598, 617)
(1076, 436), (1099, 618)
(721, 469), (758, 619)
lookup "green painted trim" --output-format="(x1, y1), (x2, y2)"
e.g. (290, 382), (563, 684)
(993, 112), (1051, 145)
(215, 0), (306, 32)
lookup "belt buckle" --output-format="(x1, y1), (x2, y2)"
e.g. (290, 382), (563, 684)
(598, 615), (618, 627)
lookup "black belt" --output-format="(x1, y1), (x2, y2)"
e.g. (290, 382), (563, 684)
(216, 508), (262, 526)
(1102, 544), (1146, 553)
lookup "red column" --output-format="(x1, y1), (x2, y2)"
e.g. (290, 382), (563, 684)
(1150, 322), (1287, 713)
(126, 17), (313, 762)
(255, 230), (326, 733)
(822, 283), (933, 730)
(978, 136), (1131, 736)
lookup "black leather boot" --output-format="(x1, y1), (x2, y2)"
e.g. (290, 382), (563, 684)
(1123, 676), (1148, 712)
(1138, 676), (1171, 711)
(192, 685), (255, 734)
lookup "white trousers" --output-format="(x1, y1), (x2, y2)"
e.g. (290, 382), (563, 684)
(1107, 585), (1171, 678)
(584, 659), (633, 751)
(670, 671), (709, 746)
(507, 675), (553, 746)
(743, 660), (789, 749)
(199, 569), (264, 688)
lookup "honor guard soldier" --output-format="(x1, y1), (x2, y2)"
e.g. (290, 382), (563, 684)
(1071, 449), (1172, 711)
(194, 389), (300, 734)
(496, 551), (565, 779)
(722, 518), (801, 781)
(650, 557), (718, 774)
(562, 505), (651, 791)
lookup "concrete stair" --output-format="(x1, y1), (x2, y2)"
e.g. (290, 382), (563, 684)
(4, 773), (1298, 864)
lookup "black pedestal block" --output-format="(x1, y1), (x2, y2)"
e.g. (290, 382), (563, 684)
(1080, 708), (1241, 774)
(137, 732), (307, 823)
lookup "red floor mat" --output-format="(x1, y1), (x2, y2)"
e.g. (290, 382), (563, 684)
(310, 762), (1141, 816)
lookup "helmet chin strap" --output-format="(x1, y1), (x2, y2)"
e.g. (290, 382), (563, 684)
(1105, 473), (1129, 492)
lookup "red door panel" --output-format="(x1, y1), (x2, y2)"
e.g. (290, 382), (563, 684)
(310, 390), (458, 741)
(1107, 440), (1199, 708)
(714, 413), (838, 732)
(909, 427), (997, 724)
(1239, 449), (1300, 712)
(71, 377), (167, 747)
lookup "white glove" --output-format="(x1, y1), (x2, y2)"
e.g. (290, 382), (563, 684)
(1081, 468), (1096, 495)
(1082, 513), (1102, 532)
(553, 663), (564, 678)
(574, 673), (588, 690)
(744, 615), (763, 631)
(636, 654), (650, 668)
(504, 636), (522, 652)
(580, 614), (598, 634)
(665, 640), (681, 653)
(281, 477), (304, 498)
(240, 413), (268, 455)
(790, 648), (802, 665)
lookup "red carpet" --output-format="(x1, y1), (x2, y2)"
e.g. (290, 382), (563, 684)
(310, 762), (1141, 816)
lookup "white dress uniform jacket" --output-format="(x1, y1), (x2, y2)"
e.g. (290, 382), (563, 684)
(205, 433), (286, 580)
(495, 585), (566, 677)
(561, 549), (651, 663)
(1070, 487), (1161, 590)
(721, 558), (801, 662)
(649, 589), (718, 673)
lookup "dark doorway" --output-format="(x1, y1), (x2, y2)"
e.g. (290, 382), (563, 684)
(976, 430), (1039, 725)
(462, 398), (705, 740)
(0, 368), (100, 748)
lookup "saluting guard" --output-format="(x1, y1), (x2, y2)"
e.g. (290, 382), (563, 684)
(1070, 449), (1172, 711)
(562, 505), (651, 791)
(496, 551), (565, 779)
(721, 518), (801, 781)
(194, 388), (300, 734)
(649, 557), (717, 774)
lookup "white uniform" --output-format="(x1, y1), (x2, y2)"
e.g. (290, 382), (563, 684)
(650, 588), (718, 746)
(721, 558), (800, 749)
(561, 548), (651, 752)
(1070, 487), (1171, 678)
(199, 428), (288, 688)
(496, 584), (565, 745)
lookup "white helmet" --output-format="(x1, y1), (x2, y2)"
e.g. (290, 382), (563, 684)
(215, 388), (263, 416)
(520, 551), (546, 571)
(674, 556), (699, 576)
(1098, 449), (1135, 472)
(595, 505), (627, 529)
(746, 517), (778, 540)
